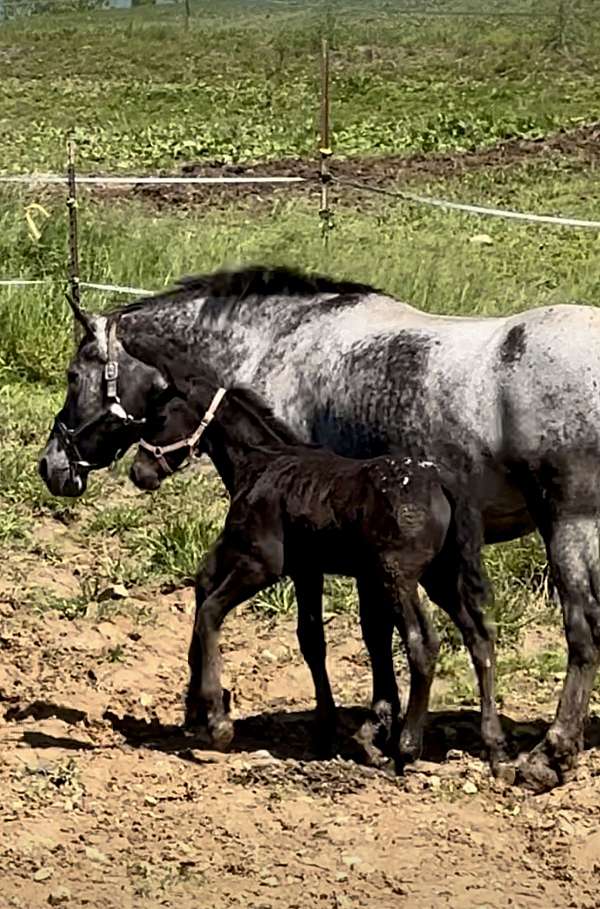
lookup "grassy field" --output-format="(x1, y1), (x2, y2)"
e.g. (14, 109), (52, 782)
(1, 0), (599, 683)
(0, 0), (598, 171)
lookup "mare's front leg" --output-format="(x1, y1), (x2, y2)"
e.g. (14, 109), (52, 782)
(517, 516), (600, 792)
(185, 535), (275, 750)
(292, 571), (337, 757)
(354, 575), (400, 764)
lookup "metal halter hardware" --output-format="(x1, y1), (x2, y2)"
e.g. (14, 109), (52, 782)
(55, 318), (146, 471)
(138, 387), (227, 476)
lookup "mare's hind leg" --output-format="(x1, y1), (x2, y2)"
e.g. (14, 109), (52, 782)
(354, 574), (400, 764)
(517, 515), (600, 792)
(292, 571), (337, 758)
(421, 556), (509, 774)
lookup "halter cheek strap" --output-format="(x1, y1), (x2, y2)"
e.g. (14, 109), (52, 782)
(56, 317), (146, 472)
(138, 386), (227, 475)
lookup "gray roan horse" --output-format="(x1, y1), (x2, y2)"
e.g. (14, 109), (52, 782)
(39, 265), (600, 792)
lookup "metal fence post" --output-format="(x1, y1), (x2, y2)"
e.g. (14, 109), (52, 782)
(319, 37), (333, 250)
(66, 136), (81, 338)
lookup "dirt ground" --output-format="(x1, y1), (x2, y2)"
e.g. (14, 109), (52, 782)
(2, 543), (600, 909)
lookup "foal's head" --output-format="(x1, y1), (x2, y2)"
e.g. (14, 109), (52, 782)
(130, 363), (302, 491)
(129, 371), (221, 491)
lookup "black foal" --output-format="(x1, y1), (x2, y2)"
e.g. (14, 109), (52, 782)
(130, 369), (506, 772)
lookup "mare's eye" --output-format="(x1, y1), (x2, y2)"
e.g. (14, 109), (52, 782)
(67, 370), (78, 385)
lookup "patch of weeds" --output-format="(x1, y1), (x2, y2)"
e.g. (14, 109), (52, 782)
(94, 551), (151, 590)
(528, 649), (566, 682)
(433, 534), (550, 654)
(144, 511), (221, 584)
(251, 580), (296, 617)
(129, 472), (227, 585)
(0, 508), (31, 546)
(27, 589), (91, 620)
(88, 503), (146, 537)
(249, 575), (356, 618)
(105, 644), (126, 663)
(12, 757), (84, 810)
(323, 577), (356, 614)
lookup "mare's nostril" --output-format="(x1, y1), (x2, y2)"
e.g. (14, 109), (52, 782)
(38, 457), (48, 482)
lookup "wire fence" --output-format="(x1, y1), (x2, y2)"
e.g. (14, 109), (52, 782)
(1, 155), (597, 303)
(0, 16), (597, 301)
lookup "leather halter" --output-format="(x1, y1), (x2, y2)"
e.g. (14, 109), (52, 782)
(54, 318), (145, 471)
(138, 387), (227, 476)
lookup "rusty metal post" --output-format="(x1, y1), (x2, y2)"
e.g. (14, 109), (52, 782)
(66, 136), (81, 339)
(319, 36), (333, 249)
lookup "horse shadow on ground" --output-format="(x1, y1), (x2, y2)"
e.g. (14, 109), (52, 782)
(8, 698), (600, 768)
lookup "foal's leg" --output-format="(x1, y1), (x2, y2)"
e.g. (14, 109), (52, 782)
(193, 561), (272, 750)
(185, 534), (275, 747)
(517, 516), (600, 792)
(421, 556), (509, 773)
(292, 571), (337, 757)
(387, 583), (440, 768)
(354, 574), (400, 762)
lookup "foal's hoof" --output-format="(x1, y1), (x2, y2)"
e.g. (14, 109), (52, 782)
(490, 761), (516, 786)
(209, 716), (234, 752)
(183, 702), (207, 729)
(352, 723), (391, 769)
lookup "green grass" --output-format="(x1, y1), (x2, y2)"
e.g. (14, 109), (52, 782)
(0, 1), (597, 171)
(1, 0), (596, 647)
(1, 155), (599, 381)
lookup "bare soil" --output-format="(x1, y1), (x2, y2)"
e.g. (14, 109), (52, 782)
(96, 120), (600, 211)
(2, 534), (600, 909)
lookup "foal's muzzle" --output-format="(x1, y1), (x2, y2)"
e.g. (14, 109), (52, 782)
(129, 459), (162, 492)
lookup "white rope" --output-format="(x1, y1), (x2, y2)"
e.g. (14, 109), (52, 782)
(333, 176), (600, 230)
(0, 278), (48, 286)
(0, 174), (306, 186)
(0, 277), (153, 295)
(79, 281), (153, 295)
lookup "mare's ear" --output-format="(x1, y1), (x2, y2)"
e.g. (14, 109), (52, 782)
(65, 293), (95, 342)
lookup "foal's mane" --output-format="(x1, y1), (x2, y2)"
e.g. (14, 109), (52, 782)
(110, 264), (375, 317)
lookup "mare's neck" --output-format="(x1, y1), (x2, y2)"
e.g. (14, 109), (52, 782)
(119, 298), (290, 387)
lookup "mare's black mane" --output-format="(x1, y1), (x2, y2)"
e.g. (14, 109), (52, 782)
(110, 265), (377, 317)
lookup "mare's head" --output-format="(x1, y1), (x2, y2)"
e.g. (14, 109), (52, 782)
(38, 296), (170, 497)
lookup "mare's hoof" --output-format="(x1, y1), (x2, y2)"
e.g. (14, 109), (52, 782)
(209, 716), (234, 752)
(515, 749), (561, 793)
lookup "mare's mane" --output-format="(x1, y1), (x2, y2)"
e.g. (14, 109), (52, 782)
(110, 264), (376, 318)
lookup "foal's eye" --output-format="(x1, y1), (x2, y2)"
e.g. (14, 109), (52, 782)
(67, 370), (79, 385)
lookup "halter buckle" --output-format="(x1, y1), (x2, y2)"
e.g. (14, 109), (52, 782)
(104, 362), (118, 381)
